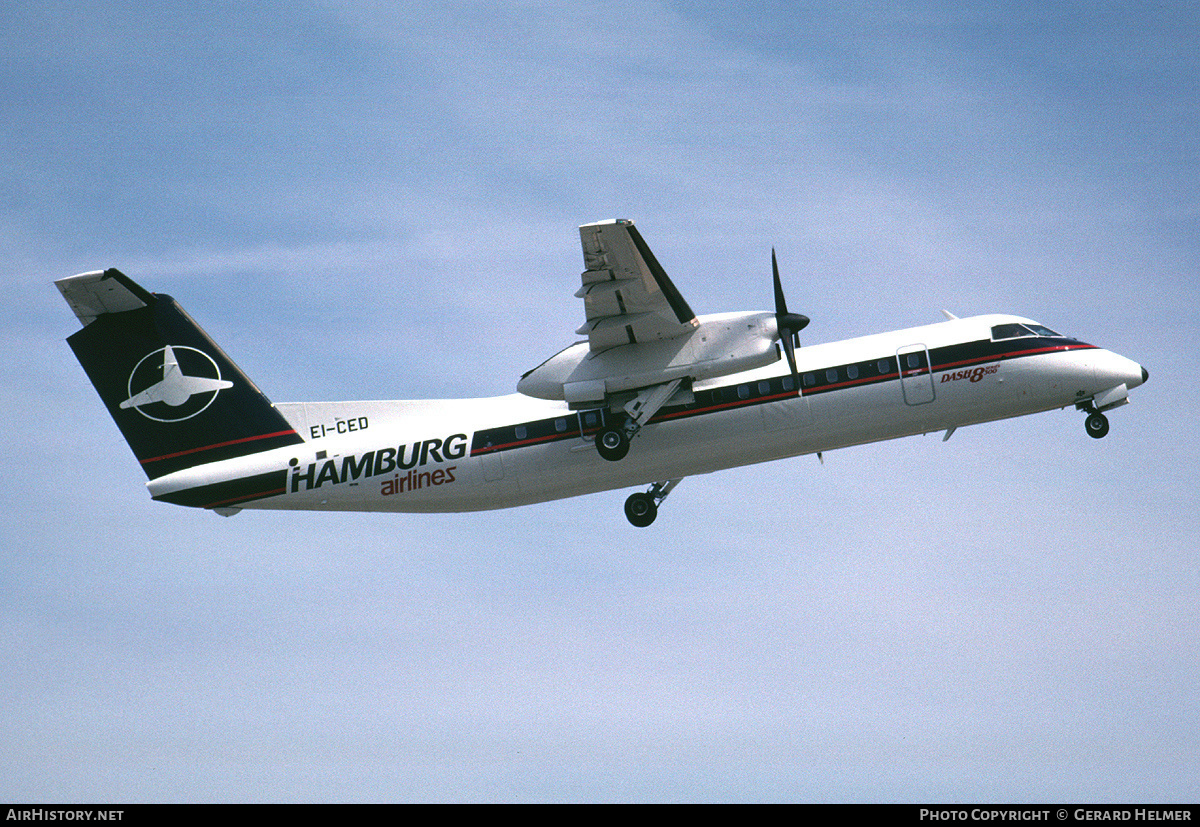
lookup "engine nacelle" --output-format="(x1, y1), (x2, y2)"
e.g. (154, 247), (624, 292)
(517, 311), (781, 404)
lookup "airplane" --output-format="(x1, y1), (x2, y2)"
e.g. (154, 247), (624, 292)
(57, 218), (1148, 527)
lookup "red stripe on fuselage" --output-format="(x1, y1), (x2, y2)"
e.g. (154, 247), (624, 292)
(140, 429), (300, 466)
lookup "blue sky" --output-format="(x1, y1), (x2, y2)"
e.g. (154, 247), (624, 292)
(2, 0), (1197, 802)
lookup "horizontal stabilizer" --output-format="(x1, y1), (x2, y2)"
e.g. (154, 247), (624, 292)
(56, 269), (155, 326)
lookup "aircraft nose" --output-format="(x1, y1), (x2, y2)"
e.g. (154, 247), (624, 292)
(1094, 350), (1148, 391)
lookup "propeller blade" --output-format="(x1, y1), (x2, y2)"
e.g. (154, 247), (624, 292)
(770, 248), (809, 380)
(772, 249), (787, 316)
(781, 325), (798, 377)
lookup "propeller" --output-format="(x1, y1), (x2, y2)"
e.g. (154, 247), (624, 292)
(771, 248), (810, 378)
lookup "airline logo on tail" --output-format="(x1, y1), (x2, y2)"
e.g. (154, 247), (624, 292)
(120, 345), (233, 422)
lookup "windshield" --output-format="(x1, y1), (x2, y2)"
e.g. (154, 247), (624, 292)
(991, 322), (1066, 340)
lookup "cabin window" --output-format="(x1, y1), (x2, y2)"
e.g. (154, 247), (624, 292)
(555, 418), (567, 432)
(803, 373), (816, 387)
(515, 425), (527, 441)
(847, 365), (859, 380)
(782, 375), (795, 391)
(826, 368), (838, 383)
(737, 385), (750, 400)
(877, 359), (891, 374)
(758, 381), (771, 395)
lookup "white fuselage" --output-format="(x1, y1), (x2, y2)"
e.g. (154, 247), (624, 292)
(145, 313), (1146, 515)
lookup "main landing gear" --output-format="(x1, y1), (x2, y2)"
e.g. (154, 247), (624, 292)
(596, 423), (631, 461)
(595, 379), (687, 463)
(623, 479), (681, 528)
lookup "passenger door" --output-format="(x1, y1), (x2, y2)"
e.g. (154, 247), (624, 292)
(897, 344), (935, 405)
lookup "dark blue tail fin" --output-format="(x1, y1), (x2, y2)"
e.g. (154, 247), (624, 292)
(57, 269), (304, 479)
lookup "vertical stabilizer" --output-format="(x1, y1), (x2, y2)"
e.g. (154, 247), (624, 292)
(58, 269), (304, 479)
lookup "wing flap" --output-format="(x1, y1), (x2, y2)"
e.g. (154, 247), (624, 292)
(575, 312), (653, 342)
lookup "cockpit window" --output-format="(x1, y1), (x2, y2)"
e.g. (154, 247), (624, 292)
(1024, 324), (1062, 337)
(991, 322), (1067, 340)
(991, 323), (1036, 340)
(993, 319), (1070, 338)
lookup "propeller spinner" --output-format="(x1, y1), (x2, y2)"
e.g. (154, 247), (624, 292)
(772, 248), (809, 378)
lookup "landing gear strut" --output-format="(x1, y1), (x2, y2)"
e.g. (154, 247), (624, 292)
(623, 479), (681, 528)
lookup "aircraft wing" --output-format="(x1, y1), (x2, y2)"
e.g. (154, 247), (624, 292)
(575, 220), (699, 351)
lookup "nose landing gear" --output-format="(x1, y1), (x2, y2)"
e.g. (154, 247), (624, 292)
(1085, 411), (1110, 439)
(1077, 398), (1114, 440)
